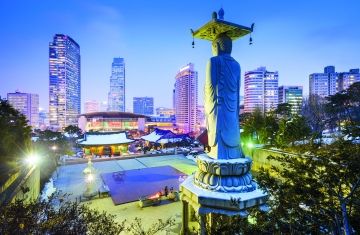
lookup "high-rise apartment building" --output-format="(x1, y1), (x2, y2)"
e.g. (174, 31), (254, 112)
(278, 86), (303, 114)
(309, 66), (360, 98)
(338, 68), (360, 91)
(108, 58), (125, 112)
(174, 63), (198, 133)
(309, 66), (337, 98)
(244, 67), (279, 113)
(84, 100), (100, 113)
(133, 97), (154, 115)
(49, 34), (81, 129)
(7, 91), (39, 128)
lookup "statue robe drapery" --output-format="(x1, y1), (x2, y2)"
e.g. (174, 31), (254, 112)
(205, 54), (242, 159)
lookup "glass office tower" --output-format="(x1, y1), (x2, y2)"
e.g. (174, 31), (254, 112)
(49, 34), (81, 129)
(108, 58), (125, 112)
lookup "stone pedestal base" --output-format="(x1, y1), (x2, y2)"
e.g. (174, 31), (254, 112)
(194, 155), (256, 192)
(180, 154), (268, 234)
(180, 175), (267, 234)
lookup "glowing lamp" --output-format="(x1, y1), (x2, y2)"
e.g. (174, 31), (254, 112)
(25, 154), (39, 165)
(86, 174), (94, 182)
(246, 142), (254, 149)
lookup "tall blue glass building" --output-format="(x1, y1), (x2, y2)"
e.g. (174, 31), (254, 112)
(108, 58), (125, 112)
(133, 97), (154, 115)
(49, 34), (81, 129)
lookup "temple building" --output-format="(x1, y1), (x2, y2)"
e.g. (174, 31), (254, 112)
(78, 132), (134, 156)
(78, 112), (148, 133)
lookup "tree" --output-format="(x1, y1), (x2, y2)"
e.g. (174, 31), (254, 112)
(254, 139), (360, 234)
(260, 111), (278, 145)
(126, 217), (175, 235)
(275, 103), (292, 120)
(0, 99), (31, 164)
(64, 125), (83, 139)
(326, 82), (360, 138)
(301, 94), (328, 144)
(0, 194), (126, 234)
(33, 129), (73, 188)
(241, 108), (265, 144)
(0, 194), (175, 235)
(275, 114), (311, 148)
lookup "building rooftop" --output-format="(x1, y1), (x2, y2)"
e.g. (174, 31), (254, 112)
(80, 111), (149, 119)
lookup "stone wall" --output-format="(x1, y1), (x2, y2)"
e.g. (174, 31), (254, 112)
(0, 166), (40, 205)
(242, 146), (298, 173)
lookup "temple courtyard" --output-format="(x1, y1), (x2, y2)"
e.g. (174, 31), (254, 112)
(47, 154), (198, 234)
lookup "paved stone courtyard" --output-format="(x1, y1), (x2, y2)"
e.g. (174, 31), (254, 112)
(50, 154), (198, 234)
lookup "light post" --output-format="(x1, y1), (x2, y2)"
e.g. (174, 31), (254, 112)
(25, 154), (39, 166)
(246, 141), (255, 158)
(83, 157), (97, 198)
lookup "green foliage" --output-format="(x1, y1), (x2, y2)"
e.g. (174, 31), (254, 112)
(64, 125), (83, 139)
(205, 213), (272, 235)
(325, 82), (360, 138)
(275, 103), (292, 120)
(0, 194), (126, 235)
(301, 94), (328, 139)
(241, 107), (310, 148)
(275, 114), (311, 148)
(254, 139), (360, 234)
(0, 194), (176, 235)
(0, 99), (31, 164)
(32, 129), (72, 188)
(241, 108), (265, 143)
(126, 217), (176, 235)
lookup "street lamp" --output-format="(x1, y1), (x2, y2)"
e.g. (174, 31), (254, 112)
(246, 142), (255, 149)
(86, 173), (94, 183)
(51, 145), (57, 151)
(25, 154), (39, 166)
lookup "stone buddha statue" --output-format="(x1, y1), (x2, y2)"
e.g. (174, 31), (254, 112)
(205, 33), (242, 159)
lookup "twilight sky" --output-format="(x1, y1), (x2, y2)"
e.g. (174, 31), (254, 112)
(0, 0), (359, 112)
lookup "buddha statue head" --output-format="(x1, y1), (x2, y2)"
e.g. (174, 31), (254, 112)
(212, 33), (232, 56)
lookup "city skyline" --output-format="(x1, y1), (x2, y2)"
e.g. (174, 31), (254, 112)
(0, 1), (359, 111)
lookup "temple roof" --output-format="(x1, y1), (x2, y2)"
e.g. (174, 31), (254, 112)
(78, 132), (134, 146)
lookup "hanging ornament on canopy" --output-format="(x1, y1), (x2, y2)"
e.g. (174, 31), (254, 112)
(191, 29), (195, 48)
(249, 23), (255, 45)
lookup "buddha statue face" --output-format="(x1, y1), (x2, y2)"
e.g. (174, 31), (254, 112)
(212, 33), (232, 56)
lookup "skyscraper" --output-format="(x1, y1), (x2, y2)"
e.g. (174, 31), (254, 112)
(244, 67), (279, 113)
(174, 63), (198, 133)
(278, 86), (303, 114)
(7, 91), (39, 128)
(49, 34), (81, 129)
(309, 66), (337, 98)
(133, 97), (154, 115)
(108, 58), (125, 112)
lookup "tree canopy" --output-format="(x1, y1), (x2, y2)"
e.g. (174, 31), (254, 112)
(0, 99), (31, 164)
(0, 194), (175, 235)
